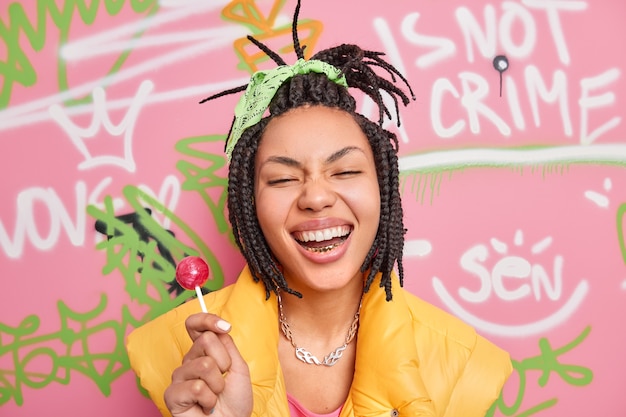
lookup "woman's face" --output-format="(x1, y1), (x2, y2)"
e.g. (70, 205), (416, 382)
(254, 106), (380, 294)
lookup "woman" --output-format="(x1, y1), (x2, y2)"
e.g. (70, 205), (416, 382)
(126, 2), (512, 416)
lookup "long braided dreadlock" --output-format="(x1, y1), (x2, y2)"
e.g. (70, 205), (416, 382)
(201, 0), (414, 301)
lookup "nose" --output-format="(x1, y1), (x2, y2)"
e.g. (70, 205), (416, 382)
(297, 179), (337, 212)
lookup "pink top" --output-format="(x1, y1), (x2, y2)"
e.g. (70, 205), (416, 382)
(287, 393), (342, 417)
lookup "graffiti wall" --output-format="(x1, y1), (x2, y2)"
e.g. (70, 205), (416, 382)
(1, 0), (625, 416)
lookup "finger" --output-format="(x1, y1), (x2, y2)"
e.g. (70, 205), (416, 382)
(164, 378), (217, 416)
(185, 313), (232, 341)
(183, 330), (233, 373)
(172, 356), (226, 396)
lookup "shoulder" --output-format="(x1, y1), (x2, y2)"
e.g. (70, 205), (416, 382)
(400, 288), (477, 349)
(398, 288), (512, 416)
(399, 287), (511, 367)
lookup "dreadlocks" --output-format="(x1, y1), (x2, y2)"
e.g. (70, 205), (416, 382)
(202, 0), (414, 301)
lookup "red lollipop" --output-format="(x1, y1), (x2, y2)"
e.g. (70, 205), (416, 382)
(175, 256), (209, 312)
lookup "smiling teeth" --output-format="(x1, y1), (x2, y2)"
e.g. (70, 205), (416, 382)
(296, 226), (351, 243)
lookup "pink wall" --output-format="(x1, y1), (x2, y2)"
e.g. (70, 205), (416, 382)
(1, 0), (625, 415)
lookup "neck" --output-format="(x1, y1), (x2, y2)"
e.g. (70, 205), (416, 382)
(279, 279), (363, 341)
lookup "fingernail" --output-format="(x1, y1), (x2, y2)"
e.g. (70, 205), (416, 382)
(216, 319), (231, 331)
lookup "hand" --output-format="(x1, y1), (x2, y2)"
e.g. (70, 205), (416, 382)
(164, 313), (253, 417)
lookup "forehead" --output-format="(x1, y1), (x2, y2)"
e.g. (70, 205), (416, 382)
(257, 106), (370, 160)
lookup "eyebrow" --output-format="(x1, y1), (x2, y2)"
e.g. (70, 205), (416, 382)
(263, 146), (364, 168)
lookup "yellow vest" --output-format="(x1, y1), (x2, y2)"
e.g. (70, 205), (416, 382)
(127, 266), (511, 416)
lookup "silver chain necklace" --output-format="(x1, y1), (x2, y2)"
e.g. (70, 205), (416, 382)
(277, 292), (361, 367)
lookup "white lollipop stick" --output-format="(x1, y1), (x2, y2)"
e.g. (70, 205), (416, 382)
(195, 286), (208, 313)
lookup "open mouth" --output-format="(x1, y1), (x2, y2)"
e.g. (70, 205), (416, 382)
(293, 226), (352, 253)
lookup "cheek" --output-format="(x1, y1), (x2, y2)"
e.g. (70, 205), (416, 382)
(342, 181), (381, 222)
(255, 190), (290, 238)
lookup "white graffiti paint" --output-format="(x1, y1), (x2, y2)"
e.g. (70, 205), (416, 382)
(396, 13), (456, 69)
(431, 230), (589, 337)
(580, 68), (622, 144)
(456, 1), (588, 65)
(374, 0), (622, 145)
(0, 2), (247, 132)
(60, 1), (231, 61)
(0, 1), (251, 259)
(403, 239), (433, 257)
(398, 144), (626, 172)
(433, 277), (589, 337)
(584, 191), (609, 208)
(584, 177), (613, 208)
(49, 81), (153, 172)
(428, 66), (621, 143)
(1, 181), (88, 259)
(0, 176), (181, 259)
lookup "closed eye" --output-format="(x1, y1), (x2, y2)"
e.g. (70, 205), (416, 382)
(267, 178), (296, 186)
(334, 170), (362, 177)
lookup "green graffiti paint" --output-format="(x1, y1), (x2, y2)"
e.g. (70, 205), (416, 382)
(0, 0), (159, 109)
(486, 326), (593, 417)
(0, 294), (142, 406)
(175, 135), (233, 238)
(88, 185), (225, 316)
(617, 202), (626, 265)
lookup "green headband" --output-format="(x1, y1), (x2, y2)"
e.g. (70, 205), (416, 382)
(225, 58), (348, 160)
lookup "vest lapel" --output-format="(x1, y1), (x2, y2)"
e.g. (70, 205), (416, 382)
(347, 276), (438, 416)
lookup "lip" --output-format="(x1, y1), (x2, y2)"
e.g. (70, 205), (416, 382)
(290, 218), (353, 233)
